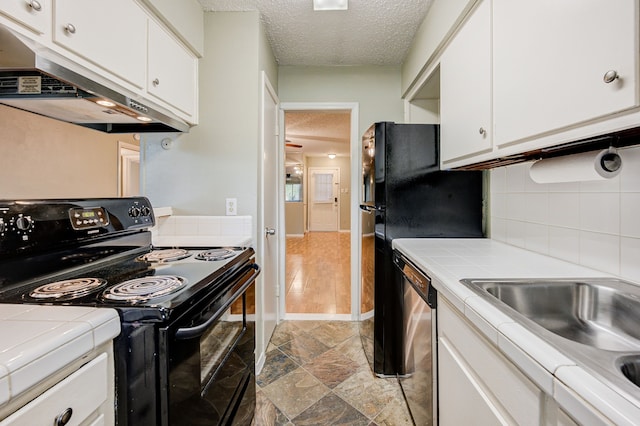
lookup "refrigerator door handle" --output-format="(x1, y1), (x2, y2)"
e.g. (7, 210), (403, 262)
(359, 203), (377, 214)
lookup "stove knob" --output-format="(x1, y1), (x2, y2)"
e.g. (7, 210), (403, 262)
(0, 219), (5, 233)
(16, 215), (33, 231)
(129, 206), (141, 218)
(141, 206), (151, 216)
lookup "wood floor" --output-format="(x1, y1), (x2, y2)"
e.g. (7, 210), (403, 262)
(286, 232), (351, 314)
(285, 232), (375, 315)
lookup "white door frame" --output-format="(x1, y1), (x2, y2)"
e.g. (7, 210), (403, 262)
(117, 141), (140, 196)
(308, 166), (340, 232)
(279, 102), (361, 320)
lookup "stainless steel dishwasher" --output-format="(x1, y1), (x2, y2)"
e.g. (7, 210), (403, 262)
(394, 251), (437, 426)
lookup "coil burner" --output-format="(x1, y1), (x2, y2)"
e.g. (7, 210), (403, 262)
(29, 278), (108, 300)
(102, 275), (187, 302)
(195, 249), (236, 262)
(139, 249), (192, 263)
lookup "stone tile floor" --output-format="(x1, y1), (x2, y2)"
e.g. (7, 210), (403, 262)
(252, 321), (413, 426)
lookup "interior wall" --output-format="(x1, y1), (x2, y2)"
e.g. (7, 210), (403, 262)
(0, 104), (130, 199)
(307, 156), (351, 231)
(490, 146), (640, 283)
(285, 202), (304, 235)
(142, 11), (273, 222)
(278, 66), (404, 138)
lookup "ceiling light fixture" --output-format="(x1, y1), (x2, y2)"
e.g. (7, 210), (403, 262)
(313, 0), (348, 11)
(328, 153), (336, 159)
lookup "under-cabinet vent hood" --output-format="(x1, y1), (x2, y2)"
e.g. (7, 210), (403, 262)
(0, 26), (189, 133)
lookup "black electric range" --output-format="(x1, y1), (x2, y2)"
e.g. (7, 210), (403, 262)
(0, 197), (259, 425)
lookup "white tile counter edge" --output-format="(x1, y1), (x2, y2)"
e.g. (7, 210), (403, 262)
(0, 306), (120, 407)
(392, 238), (640, 423)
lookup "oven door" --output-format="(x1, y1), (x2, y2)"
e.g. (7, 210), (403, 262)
(163, 263), (259, 426)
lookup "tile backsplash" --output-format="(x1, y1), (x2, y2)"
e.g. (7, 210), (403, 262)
(152, 215), (253, 238)
(490, 145), (640, 282)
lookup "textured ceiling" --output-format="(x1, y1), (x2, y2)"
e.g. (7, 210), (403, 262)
(284, 111), (351, 162)
(197, 0), (433, 66)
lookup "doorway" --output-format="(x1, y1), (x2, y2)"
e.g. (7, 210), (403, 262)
(280, 103), (360, 320)
(118, 141), (140, 196)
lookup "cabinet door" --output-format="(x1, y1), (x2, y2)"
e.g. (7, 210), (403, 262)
(439, 337), (510, 426)
(147, 19), (197, 119)
(52, 0), (146, 89)
(493, 0), (638, 146)
(440, 0), (492, 163)
(0, 0), (49, 34)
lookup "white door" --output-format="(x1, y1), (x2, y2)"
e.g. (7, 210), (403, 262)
(258, 72), (279, 366)
(309, 167), (340, 232)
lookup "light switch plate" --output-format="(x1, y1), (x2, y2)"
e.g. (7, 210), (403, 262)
(225, 198), (237, 216)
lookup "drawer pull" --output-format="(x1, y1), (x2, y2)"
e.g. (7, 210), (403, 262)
(603, 70), (619, 84)
(65, 23), (76, 34)
(55, 407), (73, 426)
(29, 0), (42, 11)
(152, 78), (160, 86)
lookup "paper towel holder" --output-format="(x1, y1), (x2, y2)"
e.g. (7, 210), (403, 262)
(599, 147), (622, 173)
(529, 147), (623, 184)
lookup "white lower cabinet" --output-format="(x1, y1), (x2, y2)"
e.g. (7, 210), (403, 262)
(0, 353), (109, 426)
(438, 298), (543, 425)
(437, 297), (617, 425)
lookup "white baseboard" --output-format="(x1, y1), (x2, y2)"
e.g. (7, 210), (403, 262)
(339, 229), (351, 233)
(360, 310), (374, 320)
(286, 234), (305, 237)
(282, 313), (353, 321)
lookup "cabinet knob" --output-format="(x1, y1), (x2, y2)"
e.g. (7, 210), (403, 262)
(28, 0), (42, 11)
(603, 70), (619, 84)
(479, 127), (486, 136)
(55, 407), (73, 426)
(152, 78), (160, 86)
(64, 23), (76, 34)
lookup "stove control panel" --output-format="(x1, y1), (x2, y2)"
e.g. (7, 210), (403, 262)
(0, 197), (155, 256)
(69, 207), (110, 230)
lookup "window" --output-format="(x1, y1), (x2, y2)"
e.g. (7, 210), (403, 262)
(285, 174), (303, 202)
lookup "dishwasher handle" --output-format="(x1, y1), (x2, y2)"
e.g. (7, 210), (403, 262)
(394, 251), (437, 309)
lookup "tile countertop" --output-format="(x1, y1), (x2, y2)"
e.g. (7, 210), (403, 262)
(392, 238), (640, 425)
(0, 305), (120, 408)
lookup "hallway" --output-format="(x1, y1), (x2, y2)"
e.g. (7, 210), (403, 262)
(285, 232), (351, 314)
(253, 320), (412, 425)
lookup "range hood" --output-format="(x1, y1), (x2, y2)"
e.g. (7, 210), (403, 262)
(0, 26), (189, 133)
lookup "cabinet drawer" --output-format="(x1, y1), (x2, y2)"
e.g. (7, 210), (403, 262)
(0, 353), (108, 426)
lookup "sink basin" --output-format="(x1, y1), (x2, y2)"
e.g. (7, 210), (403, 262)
(463, 279), (640, 351)
(619, 355), (640, 388)
(460, 278), (640, 398)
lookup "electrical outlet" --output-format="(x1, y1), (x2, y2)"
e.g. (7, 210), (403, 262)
(225, 198), (237, 216)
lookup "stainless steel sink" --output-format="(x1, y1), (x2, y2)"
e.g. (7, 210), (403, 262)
(460, 278), (640, 399)
(466, 279), (640, 351)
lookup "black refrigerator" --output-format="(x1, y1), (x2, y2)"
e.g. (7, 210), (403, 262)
(359, 122), (484, 377)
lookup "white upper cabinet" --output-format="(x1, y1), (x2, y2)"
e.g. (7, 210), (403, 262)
(52, 0), (147, 89)
(0, 0), (49, 35)
(493, 0), (638, 147)
(147, 19), (197, 119)
(440, 0), (492, 163)
(139, 0), (204, 57)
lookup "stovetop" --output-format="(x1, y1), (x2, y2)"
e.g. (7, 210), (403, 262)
(0, 246), (252, 311)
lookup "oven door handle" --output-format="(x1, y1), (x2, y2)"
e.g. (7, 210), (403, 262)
(174, 263), (261, 340)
